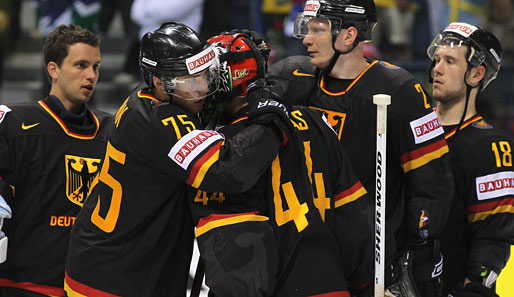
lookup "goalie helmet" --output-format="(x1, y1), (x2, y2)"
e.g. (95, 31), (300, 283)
(294, 0), (377, 42)
(207, 33), (267, 99)
(427, 22), (502, 90)
(140, 22), (219, 99)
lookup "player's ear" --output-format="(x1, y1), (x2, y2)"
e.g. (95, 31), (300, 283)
(152, 76), (162, 88)
(343, 26), (358, 45)
(467, 65), (485, 87)
(47, 61), (59, 81)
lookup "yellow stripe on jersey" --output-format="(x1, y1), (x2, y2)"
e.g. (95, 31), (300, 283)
(190, 149), (220, 188)
(195, 214), (269, 237)
(334, 182), (367, 208)
(400, 139), (449, 173)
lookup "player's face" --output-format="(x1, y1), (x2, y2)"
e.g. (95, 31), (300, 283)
(431, 45), (468, 104)
(50, 43), (101, 112)
(302, 19), (334, 68)
(172, 70), (210, 114)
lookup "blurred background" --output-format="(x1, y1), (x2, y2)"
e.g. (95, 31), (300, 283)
(0, 0), (513, 137)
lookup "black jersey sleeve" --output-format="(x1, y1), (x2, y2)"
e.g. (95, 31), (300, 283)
(159, 118), (281, 193)
(462, 135), (514, 283)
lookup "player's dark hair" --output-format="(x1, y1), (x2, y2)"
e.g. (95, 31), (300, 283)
(43, 24), (100, 83)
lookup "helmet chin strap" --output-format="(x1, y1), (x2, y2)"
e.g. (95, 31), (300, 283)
(322, 34), (359, 75)
(452, 67), (480, 140)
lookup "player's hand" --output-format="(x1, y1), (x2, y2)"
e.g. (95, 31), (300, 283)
(247, 77), (293, 146)
(449, 282), (499, 297)
(409, 240), (443, 297)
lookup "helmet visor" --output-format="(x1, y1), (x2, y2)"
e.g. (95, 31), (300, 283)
(293, 13), (338, 38)
(162, 65), (220, 101)
(427, 34), (486, 67)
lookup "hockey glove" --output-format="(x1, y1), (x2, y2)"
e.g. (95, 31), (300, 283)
(410, 240), (444, 297)
(449, 282), (499, 297)
(247, 77), (293, 146)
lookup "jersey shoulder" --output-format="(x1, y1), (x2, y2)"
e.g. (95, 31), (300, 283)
(268, 55), (316, 78)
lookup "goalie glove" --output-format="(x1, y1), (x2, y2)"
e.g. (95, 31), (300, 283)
(247, 77), (293, 146)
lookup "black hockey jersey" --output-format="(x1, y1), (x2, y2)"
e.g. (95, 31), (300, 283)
(190, 106), (350, 297)
(269, 56), (454, 259)
(65, 87), (286, 297)
(440, 115), (514, 294)
(0, 98), (113, 296)
(290, 106), (373, 290)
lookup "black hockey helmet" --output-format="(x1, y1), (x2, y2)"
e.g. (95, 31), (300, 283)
(294, 0), (377, 42)
(140, 22), (220, 98)
(427, 22), (502, 90)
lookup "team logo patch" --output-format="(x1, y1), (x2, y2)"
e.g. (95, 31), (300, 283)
(186, 45), (216, 75)
(419, 209), (429, 228)
(445, 22), (478, 38)
(0, 105), (11, 124)
(410, 111), (444, 144)
(65, 155), (101, 206)
(321, 113), (337, 135)
(303, 1), (320, 16)
(476, 171), (514, 200)
(472, 120), (492, 129)
(169, 130), (224, 170)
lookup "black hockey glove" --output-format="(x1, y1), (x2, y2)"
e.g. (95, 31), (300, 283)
(247, 77), (293, 146)
(410, 240), (443, 297)
(449, 282), (499, 297)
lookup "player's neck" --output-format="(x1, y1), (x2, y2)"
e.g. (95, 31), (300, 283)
(436, 96), (477, 126)
(328, 52), (369, 80)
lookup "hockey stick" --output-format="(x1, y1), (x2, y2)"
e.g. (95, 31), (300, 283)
(373, 94), (391, 297)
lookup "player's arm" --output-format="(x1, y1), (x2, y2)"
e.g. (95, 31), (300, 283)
(392, 80), (453, 296)
(395, 81), (453, 245)
(464, 136), (514, 292)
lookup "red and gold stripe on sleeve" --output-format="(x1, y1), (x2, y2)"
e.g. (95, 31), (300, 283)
(334, 181), (367, 208)
(195, 212), (269, 237)
(0, 278), (64, 297)
(467, 197), (514, 223)
(400, 139), (449, 173)
(186, 141), (223, 188)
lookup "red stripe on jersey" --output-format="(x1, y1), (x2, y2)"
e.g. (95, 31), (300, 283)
(231, 116), (248, 125)
(400, 139), (449, 173)
(308, 291), (350, 297)
(64, 271), (120, 297)
(444, 115), (482, 139)
(334, 181), (367, 208)
(467, 197), (514, 223)
(186, 142), (222, 186)
(320, 61), (379, 96)
(197, 211), (260, 228)
(38, 101), (100, 140)
(0, 278), (64, 296)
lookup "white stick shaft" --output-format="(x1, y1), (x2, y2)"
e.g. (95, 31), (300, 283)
(373, 94), (391, 297)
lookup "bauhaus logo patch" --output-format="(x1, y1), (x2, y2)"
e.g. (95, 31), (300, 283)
(186, 46), (216, 75)
(410, 111), (444, 144)
(0, 105), (11, 124)
(476, 171), (514, 200)
(169, 130), (224, 169)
